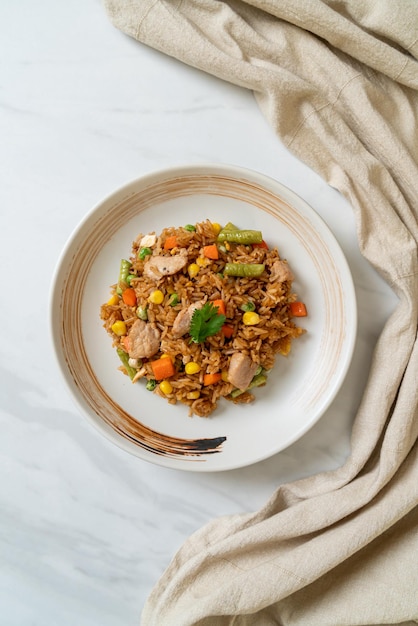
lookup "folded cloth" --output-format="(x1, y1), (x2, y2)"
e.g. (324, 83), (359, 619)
(104, 1), (418, 624)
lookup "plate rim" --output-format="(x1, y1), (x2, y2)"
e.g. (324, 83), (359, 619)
(49, 162), (358, 472)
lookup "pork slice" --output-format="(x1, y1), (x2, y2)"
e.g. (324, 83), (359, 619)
(172, 300), (205, 338)
(144, 250), (188, 281)
(228, 352), (258, 392)
(126, 319), (161, 359)
(270, 260), (294, 283)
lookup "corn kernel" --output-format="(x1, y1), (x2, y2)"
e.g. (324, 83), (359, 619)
(107, 294), (119, 306)
(221, 370), (229, 382)
(111, 320), (127, 336)
(188, 263), (200, 278)
(211, 222), (222, 236)
(278, 337), (292, 356)
(148, 289), (164, 304)
(159, 380), (173, 395)
(196, 256), (209, 267)
(242, 311), (260, 326)
(185, 362), (201, 375)
(225, 242), (231, 251)
(187, 390), (201, 400)
(161, 353), (174, 362)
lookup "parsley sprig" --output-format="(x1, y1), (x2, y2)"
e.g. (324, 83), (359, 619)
(189, 302), (226, 343)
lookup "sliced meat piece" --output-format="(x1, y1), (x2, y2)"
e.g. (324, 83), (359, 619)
(270, 259), (294, 283)
(172, 300), (205, 338)
(144, 250), (187, 280)
(228, 352), (258, 392)
(126, 319), (160, 359)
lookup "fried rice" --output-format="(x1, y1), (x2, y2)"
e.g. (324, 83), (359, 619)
(100, 220), (306, 417)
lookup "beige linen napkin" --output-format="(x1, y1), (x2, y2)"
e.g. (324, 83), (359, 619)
(104, 1), (418, 624)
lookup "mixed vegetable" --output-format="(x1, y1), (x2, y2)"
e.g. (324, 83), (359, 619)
(101, 221), (307, 414)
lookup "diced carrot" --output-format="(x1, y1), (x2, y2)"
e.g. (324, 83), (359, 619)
(252, 240), (269, 249)
(290, 301), (308, 317)
(212, 299), (226, 316)
(203, 244), (219, 260)
(164, 235), (178, 250)
(150, 357), (176, 381)
(122, 335), (131, 352)
(203, 372), (222, 386)
(122, 288), (137, 306)
(221, 324), (234, 338)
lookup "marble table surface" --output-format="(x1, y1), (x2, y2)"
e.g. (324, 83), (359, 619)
(1, 2), (398, 624)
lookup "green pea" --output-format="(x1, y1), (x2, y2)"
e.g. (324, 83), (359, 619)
(224, 263), (265, 278)
(126, 273), (137, 286)
(136, 305), (148, 321)
(240, 301), (256, 312)
(138, 247), (152, 261)
(146, 379), (157, 391)
(184, 224), (196, 232)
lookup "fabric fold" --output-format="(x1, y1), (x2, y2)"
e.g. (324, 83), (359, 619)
(103, 1), (418, 624)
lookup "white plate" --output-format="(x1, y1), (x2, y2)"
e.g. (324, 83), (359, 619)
(50, 164), (357, 472)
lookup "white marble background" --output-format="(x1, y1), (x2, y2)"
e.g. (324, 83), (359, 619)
(0, 1), (398, 624)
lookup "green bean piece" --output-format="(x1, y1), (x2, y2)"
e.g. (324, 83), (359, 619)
(230, 373), (267, 398)
(240, 301), (256, 312)
(184, 224), (196, 232)
(118, 259), (132, 290)
(218, 229), (263, 244)
(116, 348), (138, 381)
(136, 305), (148, 321)
(138, 247), (152, 261)
(223, 222), (239, 231)
(224, 263), (265, 278)
(254, 365), (263, 377)
(146, 379), (157, 391)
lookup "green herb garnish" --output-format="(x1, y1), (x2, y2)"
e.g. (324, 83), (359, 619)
(189, 302), (226, 344)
